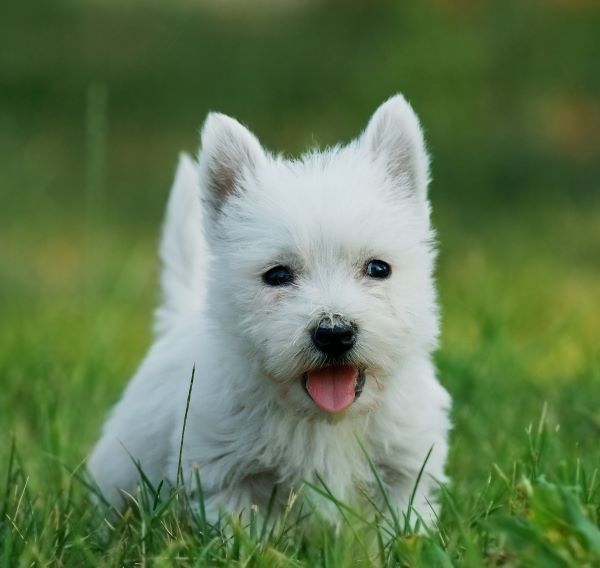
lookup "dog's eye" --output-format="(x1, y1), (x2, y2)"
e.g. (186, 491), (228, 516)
(263, 265), (294, 286)
(365, 259), (391, 279)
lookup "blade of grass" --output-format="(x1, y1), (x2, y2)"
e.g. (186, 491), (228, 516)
(404, 445), (434, 533)
(177, 366), (196, 488)
(355, 435), (400, 534)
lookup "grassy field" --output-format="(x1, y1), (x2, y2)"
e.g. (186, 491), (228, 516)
(1, 1), (599, 565)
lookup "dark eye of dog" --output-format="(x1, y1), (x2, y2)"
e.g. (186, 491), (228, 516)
(365, 259), (391, 279)
(263, 265), (294, 286)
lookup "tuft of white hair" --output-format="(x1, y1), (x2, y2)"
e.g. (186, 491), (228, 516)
(154, 153), (209, 337)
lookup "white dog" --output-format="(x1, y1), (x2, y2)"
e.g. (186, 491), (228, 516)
(88, 95), (451, 526)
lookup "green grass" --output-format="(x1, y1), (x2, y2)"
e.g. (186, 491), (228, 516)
(1, 0), (599, 565)
(3, 199), (598, 565)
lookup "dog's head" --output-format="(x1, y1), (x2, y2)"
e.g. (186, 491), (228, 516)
(199, 95), (438, 419)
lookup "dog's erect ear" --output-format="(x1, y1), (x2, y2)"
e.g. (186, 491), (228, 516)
(362, 94), (430, 201)
(198, 113), (266, 214)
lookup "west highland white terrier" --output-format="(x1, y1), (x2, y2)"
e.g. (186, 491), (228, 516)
(88, 95), (451, 526)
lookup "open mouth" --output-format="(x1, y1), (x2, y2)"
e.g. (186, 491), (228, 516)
(302, 365), (366, 413)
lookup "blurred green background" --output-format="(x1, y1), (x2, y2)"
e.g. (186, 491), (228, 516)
(1, 0), (599, 501)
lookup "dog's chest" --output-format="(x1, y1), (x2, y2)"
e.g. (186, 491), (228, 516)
(244, 413), (378, 507)
(179, 391), (390, 512)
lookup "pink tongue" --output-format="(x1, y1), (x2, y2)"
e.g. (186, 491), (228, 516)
(306, 366), (358, 413)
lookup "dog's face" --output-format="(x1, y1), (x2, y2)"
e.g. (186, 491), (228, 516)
(199, 96), (438, 419)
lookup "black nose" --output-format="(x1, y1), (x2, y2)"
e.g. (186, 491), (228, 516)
(312, 320), (356, 357)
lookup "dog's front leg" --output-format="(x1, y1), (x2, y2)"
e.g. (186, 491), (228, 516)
(186, 468), (284, 528)
(199, 486), (253, 526)
(371, 464), (441, 533)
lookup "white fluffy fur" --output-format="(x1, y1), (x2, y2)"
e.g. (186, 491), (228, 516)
(88, 95), (451, 525)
